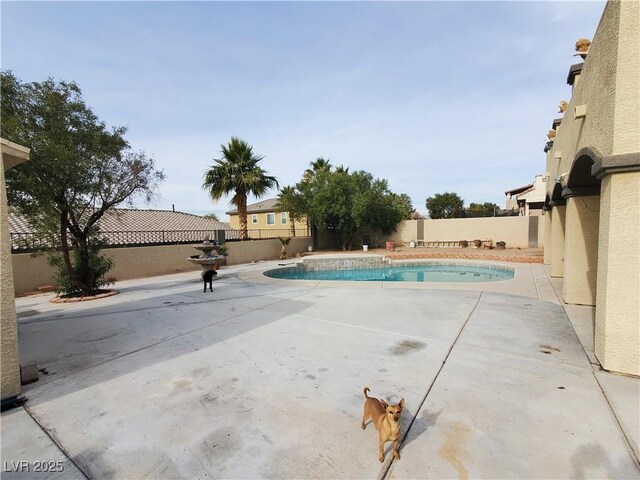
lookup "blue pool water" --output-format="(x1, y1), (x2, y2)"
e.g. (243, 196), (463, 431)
(264, 263), (514, 283)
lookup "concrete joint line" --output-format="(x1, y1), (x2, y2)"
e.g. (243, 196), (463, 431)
(379, 292), (484, 480)
(22, 405), (90, 480)
(591, 370), (640, 469)
(531, 264), (542, 300)
(540, 268), (638, 467)
(545, 266), (601, 370)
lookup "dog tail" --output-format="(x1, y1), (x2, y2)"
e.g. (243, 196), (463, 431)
(363, 386), (370, 398)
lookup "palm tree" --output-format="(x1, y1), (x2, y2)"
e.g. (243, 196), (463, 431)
(203, 137), (278, 240)
(303, 157), (331, 181)
(277, 236), (291, 260)
(277, 186), (301, 237)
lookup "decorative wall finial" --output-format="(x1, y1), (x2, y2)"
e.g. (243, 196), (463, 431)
(574, 38), (591, 59)
(547, 129), (557, 140)
(558, 101), (568, 113)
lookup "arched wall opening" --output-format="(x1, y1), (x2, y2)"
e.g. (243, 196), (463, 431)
(562, 147), (602, 306)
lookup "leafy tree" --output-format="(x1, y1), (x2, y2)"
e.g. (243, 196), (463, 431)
(291, 162), (406, 250)
(395, 193), (414, 220)
(425, 192), (464, 219)
(203, 212), (220, 221)
(202, 137), (278, 240)
(1, 71), (164, 295)
(466, 202), (500, 217)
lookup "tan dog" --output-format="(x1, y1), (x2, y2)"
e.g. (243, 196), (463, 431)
(361, 387), (405, 463)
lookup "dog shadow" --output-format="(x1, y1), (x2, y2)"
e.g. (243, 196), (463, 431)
(400, 408), (442, 451)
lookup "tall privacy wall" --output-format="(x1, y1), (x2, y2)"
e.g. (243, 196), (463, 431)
(385, 216), (545, 249)
(12, 238), (311, 295)
(12, 217), (542, 294)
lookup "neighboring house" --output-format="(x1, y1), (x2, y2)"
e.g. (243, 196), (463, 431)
(504, 183), (532, 211)
(9, 208), (234, 250)
(226, 198), (309, 236)
(505, 175), (546, 216)
(542, 1), (639, 376)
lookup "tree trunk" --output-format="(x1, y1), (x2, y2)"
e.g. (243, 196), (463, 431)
(78, 234), (95, 293)
(238, 194), (248, 240)
(60, 213), (91, 293)
(311, 223), (318, 250)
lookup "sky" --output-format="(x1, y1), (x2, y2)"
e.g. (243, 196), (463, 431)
(1, 1), (606, 219)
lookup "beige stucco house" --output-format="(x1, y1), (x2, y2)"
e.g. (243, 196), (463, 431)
(543, 1), (639, 376)
(505, 175), (547, 216)
(1, 138), (30, 401)
(505, 183), (532, 211)
(226, 198), (309, 237)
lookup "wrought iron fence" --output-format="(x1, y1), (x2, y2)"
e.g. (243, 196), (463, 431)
(240, 228), (310, 240)
(10, 228), (310, 253)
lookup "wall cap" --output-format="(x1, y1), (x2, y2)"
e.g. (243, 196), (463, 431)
(562, 186), (601, 198)
(567, 63), (583, 85)
(548, 199), (566, 207)
(592, 152), (640, 179)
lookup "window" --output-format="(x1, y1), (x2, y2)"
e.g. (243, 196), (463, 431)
(266, 213), (275, 225)
(281, 212), (287, 224)
(252, 214), (258, 224)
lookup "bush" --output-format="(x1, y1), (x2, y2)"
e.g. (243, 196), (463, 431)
(47, 236), (114, 296)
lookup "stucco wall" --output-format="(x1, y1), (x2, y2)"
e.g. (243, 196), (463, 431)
(563, 196), (600, 305)
(543, 1), (640, 375)
(537, 215), (546, 248)
(414, 217), (540, 249)
(595, 171), (640, 375)
(546, 0), (639, 191)
(612, 1), (640, 155)
(550, 206), (566, 278)
(12, 245), (203, 294)
(352, 217), (541, 249)
(1, 141), (29, 400)
(543, 209), (553, 265)
(2, 162), (21, 399)
(12, 239), (313, 295)
(547, 2), (619, 186)
(224, 237), (310, 265)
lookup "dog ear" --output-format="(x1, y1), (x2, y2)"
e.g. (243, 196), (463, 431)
(399, 398), (405, 409)
(380, 399), (389, 409)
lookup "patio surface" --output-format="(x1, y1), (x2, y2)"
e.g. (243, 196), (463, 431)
(2, 259), (639, 479)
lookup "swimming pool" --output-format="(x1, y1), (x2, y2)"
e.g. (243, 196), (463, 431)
(264, 262), (514, 283)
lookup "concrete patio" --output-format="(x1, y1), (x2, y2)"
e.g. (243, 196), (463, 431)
(2, 260), (639, 479)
